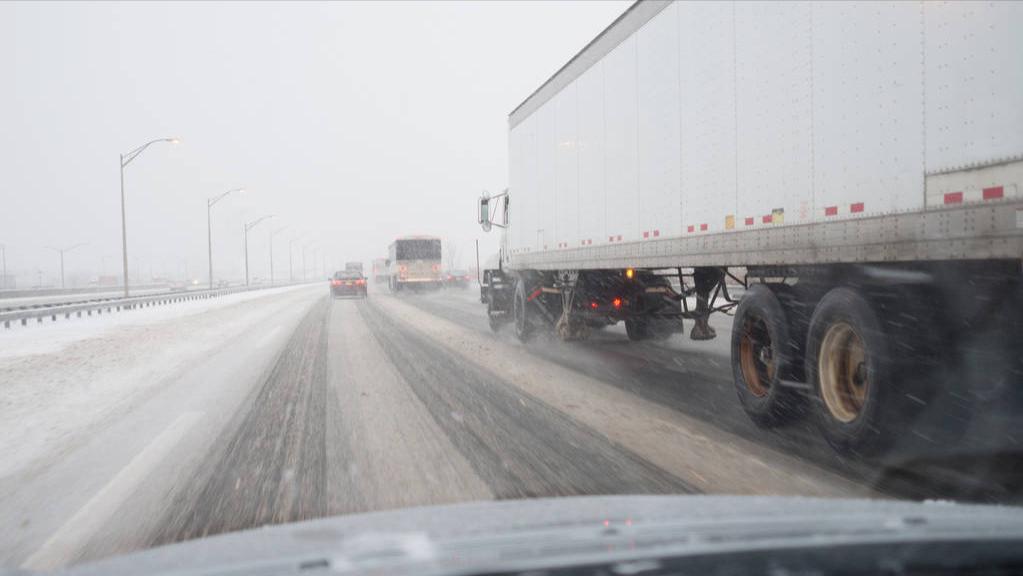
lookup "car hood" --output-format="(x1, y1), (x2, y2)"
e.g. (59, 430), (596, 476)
(46, 495), (1023, 576)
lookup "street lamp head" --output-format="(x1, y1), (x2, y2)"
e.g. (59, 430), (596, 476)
(168, 138), (181, 145)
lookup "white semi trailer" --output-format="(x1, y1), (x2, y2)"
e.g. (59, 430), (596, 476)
(478, 0), (1023, 456)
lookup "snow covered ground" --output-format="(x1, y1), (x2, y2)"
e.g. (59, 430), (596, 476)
(0, 284), (323, 480)
(0, 287), (191, 311)
(0, 285), (312, 359)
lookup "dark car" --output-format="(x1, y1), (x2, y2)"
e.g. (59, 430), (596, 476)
(444, 269), (471, 289)
(330, 270), (367, 298)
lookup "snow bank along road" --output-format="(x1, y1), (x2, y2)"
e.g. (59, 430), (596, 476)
(0, 285), (1015, 570)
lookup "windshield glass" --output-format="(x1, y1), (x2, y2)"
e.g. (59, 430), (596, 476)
(394, 239), (441, 260)
(333, 271), (362, 279)
(1, 1), (1021, 574)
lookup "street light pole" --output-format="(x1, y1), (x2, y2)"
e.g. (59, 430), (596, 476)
(268, 225), (288, 286)
(46, 243), (87, 290)
(0, 244), (6, 290)
(288, 233), (305, 283)
(244, 215), (273, 286)
(302, 244), (308, 282)
(207, 187), (244, 289)
(120, 137), (179, 297)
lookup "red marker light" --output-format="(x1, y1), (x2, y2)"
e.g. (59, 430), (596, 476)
(590, 301), (599, 309)
(613, 297), (622, 309)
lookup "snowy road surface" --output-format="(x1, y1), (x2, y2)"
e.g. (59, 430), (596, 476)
(0, 284), (1014, 570)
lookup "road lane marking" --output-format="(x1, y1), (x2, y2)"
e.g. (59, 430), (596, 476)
(327, 301), (493, 509)
(370, 294), (876, 498)
(22, 411), (202, 571)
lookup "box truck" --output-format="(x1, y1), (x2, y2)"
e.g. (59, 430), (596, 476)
(387, 236), (443, 292)
(478, 0), (1023, 456)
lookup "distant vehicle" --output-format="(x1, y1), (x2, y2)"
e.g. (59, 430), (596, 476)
(330, 270), (367, 299)
(168, 281), (188, 292)
(371, 258), (388, 284)
(387, 236), (442, 292)
(344, 261), (363, 274)
(477, 1), (1023, 457)
(444, 269), (471, 289)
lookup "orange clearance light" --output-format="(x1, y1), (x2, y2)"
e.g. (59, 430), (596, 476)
(625, 268), (634, 279)
(613, 297), (622, 309)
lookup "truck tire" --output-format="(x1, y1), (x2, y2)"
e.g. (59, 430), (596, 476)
(626, 318), (676, 341)
(513, 278), (535, 342)
(768, 283), (818, 383)
(731, 284), (802, 427)
(625, 319), (649, 341)
(626, 279), (682, 341)
(486, 297), (502, 333)
(805, 286), (893, 455)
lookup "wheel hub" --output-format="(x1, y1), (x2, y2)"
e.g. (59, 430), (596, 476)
(739, 316), (775, 398)
(818, 322), (869, 423)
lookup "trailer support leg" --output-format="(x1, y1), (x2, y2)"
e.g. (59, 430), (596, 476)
(555, 271), (588, 341)
(691, 267), (725, 340)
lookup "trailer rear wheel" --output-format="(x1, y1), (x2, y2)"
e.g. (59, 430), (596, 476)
(625, 319), (649, 341)
(806, 287), (892, 455)
(626, 318), (676, 341)
(731, 284), (801, 427)
(486, 298), (503, 332)
(513, 278), (535, 342)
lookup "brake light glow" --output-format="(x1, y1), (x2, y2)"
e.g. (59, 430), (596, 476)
(590, 301), (598, 309)
(330, 280), (341, 287)
(355, 279), (366, 285)
(613, 297), (622, 309)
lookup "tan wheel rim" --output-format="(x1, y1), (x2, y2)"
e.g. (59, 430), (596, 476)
(739, 316), (774, 398)
(818, 321), (869, 423)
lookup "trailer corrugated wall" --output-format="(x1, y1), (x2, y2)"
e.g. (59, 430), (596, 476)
(505, 0), (1023, 264)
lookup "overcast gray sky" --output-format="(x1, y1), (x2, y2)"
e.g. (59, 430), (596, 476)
(0, 1), (628, 286)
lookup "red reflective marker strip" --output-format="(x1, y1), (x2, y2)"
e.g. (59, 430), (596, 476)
(652, 230), (659, 237)
(983, 186), (1004, 200)
(643, 231), (650, 239)
(850, 202), (864, 213)
(824, 206), (838, 216)
(762, 215), (772, 224)
(745, 217), (754, 226)
(687, 225), (695, 233)
(617, 235), (622, 241)
(527, 288), (543, 302)
(944, 192), (963, 204)
(699, 223), (708, 231)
